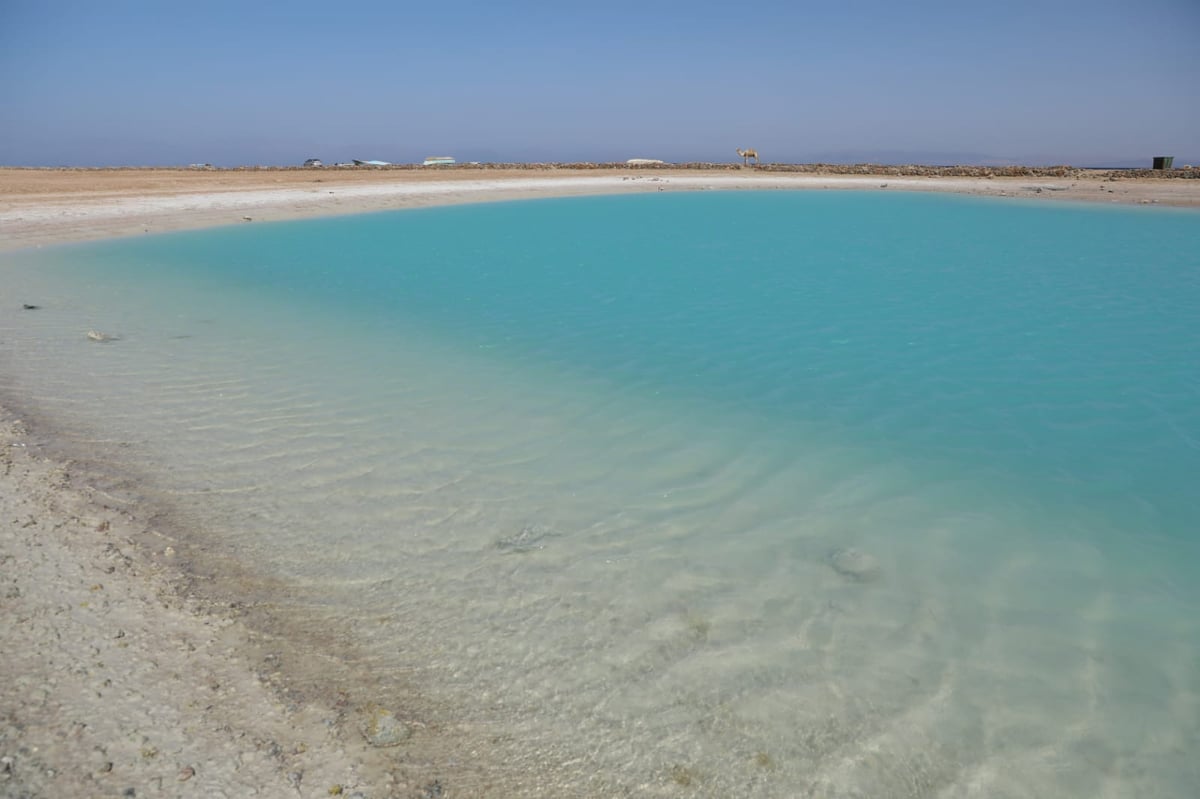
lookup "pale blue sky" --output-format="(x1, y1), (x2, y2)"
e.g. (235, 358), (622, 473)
(1, 0), (1196, 167)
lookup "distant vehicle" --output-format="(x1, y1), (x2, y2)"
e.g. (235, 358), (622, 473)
(188, 163), (213, 169)
(423, 156), (456, 166)
(303, 158), (323, 167)
(353, 159), (392, 166)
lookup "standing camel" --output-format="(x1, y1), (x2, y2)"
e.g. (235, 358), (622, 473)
(736, 148), (759, 166)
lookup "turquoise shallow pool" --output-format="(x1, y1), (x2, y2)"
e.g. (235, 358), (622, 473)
(3, 191), (1198, 796)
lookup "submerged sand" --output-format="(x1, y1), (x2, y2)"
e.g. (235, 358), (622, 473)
(2, 166), (1198, 798)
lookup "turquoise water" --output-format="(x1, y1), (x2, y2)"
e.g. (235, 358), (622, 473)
(3, 191), (1199, 796)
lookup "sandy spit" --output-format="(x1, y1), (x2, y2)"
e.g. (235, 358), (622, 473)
(2, 166), (1198, 252)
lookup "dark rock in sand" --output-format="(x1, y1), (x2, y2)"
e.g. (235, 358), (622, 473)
(828, 547), (882, 582)
(496, 524), (560, 553)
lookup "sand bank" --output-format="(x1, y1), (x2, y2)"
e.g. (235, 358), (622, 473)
(3, 166), (1197, 252)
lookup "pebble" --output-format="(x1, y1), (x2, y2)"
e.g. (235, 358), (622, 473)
(177, 766), (195, 781)
(828, 547), (882, 582)
(496, 524), (559, 553)
(360, 707), (411, 747)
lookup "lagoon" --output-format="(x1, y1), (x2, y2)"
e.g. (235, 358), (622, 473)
(3, 191), (1198, 796)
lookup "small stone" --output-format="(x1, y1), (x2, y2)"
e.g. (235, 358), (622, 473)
(177, 766), (195, 781)
(828, 547), (882, 582)
(360, 706), (411, 747)
(287, 771), (303, 789)
(86, 330), (118, 343)
(496, 524), (559, 553)
(22, 304), (40, 310)
(242, 216), (253, 221)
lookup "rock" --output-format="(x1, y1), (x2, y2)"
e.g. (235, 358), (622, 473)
(177, 766), (195, 781)
(360, 707), (411, 747)
(496, 524), (559, 553)
(828, 547), (882, 582)
(86, 330), (119, 343)
(22, 304), (40, 310)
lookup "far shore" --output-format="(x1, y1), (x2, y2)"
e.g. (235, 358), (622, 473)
(2, 164), (1198, 252)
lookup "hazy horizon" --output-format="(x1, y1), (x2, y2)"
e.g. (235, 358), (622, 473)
(2, 1), (1197, 170)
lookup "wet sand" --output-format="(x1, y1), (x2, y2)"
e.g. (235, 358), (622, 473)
(2, 165), (1198, 798)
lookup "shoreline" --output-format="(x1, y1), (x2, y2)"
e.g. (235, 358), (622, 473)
(0, 400), (375, 797)
(3, 167), (1199, 798)
(3, 167), (1198, 252)
(1, 384), (542, 797)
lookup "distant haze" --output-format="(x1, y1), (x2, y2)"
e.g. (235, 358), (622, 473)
(1, 0), (1197, 168)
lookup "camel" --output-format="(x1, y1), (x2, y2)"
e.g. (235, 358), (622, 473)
(736, 148), (759, 166)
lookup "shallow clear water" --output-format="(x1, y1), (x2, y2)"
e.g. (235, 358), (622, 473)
(3, 192), (1199, 796)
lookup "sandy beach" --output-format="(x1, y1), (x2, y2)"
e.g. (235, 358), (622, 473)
(3, 166), (1198, 252)
(2, 166), (1199, 798)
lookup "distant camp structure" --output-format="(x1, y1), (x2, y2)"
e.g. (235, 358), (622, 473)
(626, 158), (665, 165)
(423, 156), (456, 166)
(353, 159), (392, 166)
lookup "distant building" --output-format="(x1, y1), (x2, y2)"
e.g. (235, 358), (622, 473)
(303, 158), (323, 167)
(423, 156), (456, 166)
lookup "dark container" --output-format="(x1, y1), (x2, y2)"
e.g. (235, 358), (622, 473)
(1152, 156), (1174, 170)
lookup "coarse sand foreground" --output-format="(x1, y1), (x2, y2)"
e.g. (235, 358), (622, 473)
(2, 167), (1199, 798)
(0, 408), (460, 799)
(2, 166), (1198, 252)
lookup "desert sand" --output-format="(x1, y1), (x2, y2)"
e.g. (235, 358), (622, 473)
(2, 165), (1198, 798)
(3, 165), (1198, 252)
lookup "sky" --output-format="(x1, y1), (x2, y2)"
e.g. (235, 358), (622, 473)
(1, 0), (1197, 167)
